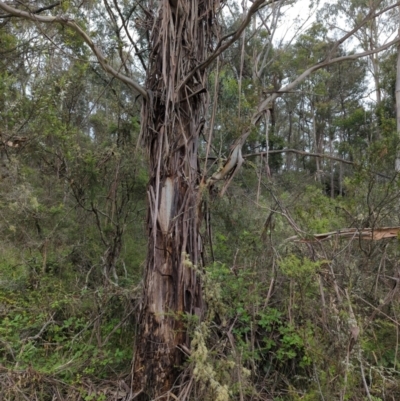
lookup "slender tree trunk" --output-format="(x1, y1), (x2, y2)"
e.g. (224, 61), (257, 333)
(371, 53), (381, 104)
(133, 1), (216, 398)
(330, 136), (334, 198)
(102, 232), (122, 284)
(286, 109), (292, 170)
(311, 100), (321, 181)
(396, 8), (400, 172)
(369, 0), (381, 105)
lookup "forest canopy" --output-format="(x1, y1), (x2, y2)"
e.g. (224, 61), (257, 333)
(1, 0), (400, 400)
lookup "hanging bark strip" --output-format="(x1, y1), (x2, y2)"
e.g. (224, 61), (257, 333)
(133, 0), (219, 398)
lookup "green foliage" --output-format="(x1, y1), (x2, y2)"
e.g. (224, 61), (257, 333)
(279, 255), (321, 281)
(2, 1), (400, 399)
(294, 185), (346, 233)
(0, 249), (136, 386)
(0, 16), (147, 398)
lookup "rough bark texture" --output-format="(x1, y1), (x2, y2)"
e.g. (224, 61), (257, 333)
(133, 0), (218, 398)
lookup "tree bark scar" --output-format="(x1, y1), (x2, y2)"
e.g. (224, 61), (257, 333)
(159, 177), (174, 235)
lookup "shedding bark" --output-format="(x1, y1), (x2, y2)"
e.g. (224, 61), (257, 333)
(132, 0), (218, 398)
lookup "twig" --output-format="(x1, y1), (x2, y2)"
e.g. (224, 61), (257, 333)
(25, 313), (55, 342)
(359, 347), (372, 401)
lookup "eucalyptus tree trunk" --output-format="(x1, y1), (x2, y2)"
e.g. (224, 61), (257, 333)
(369, 5), (381, 105)
(133, 0), (216, 398)
(396, 10), (400, 172)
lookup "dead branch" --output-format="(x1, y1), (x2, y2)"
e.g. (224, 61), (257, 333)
(286, 227), (400, 243)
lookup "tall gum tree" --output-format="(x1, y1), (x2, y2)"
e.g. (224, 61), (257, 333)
(1, 0), (400, 399)
(131, 0), (216, 396)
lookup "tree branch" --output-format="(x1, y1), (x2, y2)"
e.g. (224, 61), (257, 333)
(247, 149), (391, 179)
(0, 1), (147, 98)
(244, 149), (355, 165)
(209, 37), (400, 185)
(255, 37), (400, 126)
(286, 227), (400, 243)
(177, 0), (280, 92)
(0, 1), (61, 18)
(207, 1), (400, 191)
(327, 0), (400, 59)
(112, 0), (147, 72)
